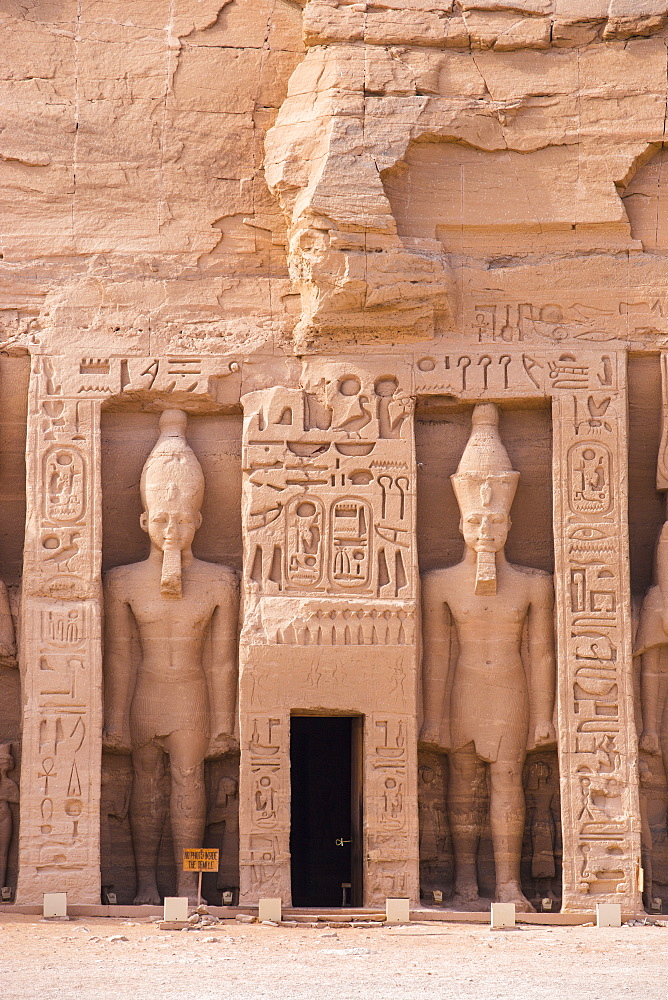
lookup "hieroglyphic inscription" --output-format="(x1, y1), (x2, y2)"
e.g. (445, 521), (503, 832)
(25, 369), (99, 600)
(16, 355), (103, 902)
(413, 350), (616, 399)
(469, 296), (668, 345)
(552, 358), (642, 912)
(469, 301), (618, 344)
(277, 606), (417, 646)
(365, 715), (419, 904)
(45, 354), (242, 404)
(242, 363), (416, 601)
(19, 603), (100, 879)
(238, 716), (290, 901)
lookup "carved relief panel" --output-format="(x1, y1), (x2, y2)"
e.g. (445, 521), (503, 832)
(365, 714), (419, 904)
(239, 359), (419, 906)
(239, 715), (290, 900)
(27, 392), (99, 600)
(18, 353), (103, 901)
(412, 348), (615, 400)
(242, 361), (415, 605)
(552, 354), (642, 912)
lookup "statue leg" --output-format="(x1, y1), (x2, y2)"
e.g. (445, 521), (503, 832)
(0, 802), (11, 887)
(448, 746), (485, 903)
(640, 791), (654, 913)
(130, 743), (166, 905)
(166, 730), (208, 903)
(489, 759), (534, 912)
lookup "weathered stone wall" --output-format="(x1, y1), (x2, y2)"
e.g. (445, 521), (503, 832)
(3, 0), (668, 914)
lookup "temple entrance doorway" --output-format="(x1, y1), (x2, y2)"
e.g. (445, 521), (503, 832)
(290, 715), (363, 907)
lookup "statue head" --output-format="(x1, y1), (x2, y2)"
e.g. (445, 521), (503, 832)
(451, 403), (519, 595)
(0, 743), (13, 776)
(218, 775), (238, 800)
(140, 409), (204, 598)
(526, 759), (551, 790)
(639, 759), (652, 786)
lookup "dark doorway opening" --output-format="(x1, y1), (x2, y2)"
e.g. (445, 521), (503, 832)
(290, 715), (363, 907)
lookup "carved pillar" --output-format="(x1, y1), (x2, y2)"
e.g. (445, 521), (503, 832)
(238, 361), (419, 905)
(552, 351), (642, 912)
(16, 354), (102, 902)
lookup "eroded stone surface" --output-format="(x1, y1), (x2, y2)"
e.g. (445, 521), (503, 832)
(4, 0), (668, 916)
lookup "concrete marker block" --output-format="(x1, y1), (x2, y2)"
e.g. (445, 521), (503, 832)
(490, 902), (515, 928)
(43, 893), (67, 918)
(259, 898), (282, 922)
(164, 896), (189, 922)
(596, 903), (621, 928)
(386, 898), (410, 923)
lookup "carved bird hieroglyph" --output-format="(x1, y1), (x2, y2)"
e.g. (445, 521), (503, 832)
(43, 531), (81, 572)
(333, 394), (372, 438)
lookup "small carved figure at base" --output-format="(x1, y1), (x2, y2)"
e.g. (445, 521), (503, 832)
(0, 744), (18, 889)
(525, 758), (560, 905)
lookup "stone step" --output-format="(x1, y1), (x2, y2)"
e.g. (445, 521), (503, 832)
(283, 911), (386, 923)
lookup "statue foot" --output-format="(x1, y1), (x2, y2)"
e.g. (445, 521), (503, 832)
(133, 887), (161, 906)
(452, 884), (479, 905)
(496, 884), (535, 913)
(176, 878), (200, 906)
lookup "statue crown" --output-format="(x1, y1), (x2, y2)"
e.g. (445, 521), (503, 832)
(451, 403), (519, 515)
(140, 409), (204, 512)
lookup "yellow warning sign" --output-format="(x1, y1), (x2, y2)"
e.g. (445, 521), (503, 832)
(182, 848), (219, 872)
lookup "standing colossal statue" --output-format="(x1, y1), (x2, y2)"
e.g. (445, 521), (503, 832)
(638, 519), (668, 910)
(0, 582), (17, 892)
(421, 403), (556, 911)
(638, 520), (668, 756)
(103, 409), (239, 904)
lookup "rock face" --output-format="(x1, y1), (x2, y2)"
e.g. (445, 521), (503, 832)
(4, 0), (668, 914)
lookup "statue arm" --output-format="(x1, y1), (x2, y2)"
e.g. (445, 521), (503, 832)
(656, 522), (668, 628)
(207, 803), (227, 825)
(639, 521), (668, 753)
(207, 573), (240, 751)
(102, 573), (136, 753)
(2, 778), (19, 804)
(0, 580), (16, 668)
(640, 647), (663, 754)
(526, 574), (557, 749)
(420, 571), (451, 750)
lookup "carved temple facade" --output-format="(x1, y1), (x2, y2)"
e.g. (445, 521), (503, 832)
(6, 0), (668, 919)
(0, 342), (660, 915)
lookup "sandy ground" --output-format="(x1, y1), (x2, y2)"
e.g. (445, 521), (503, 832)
(2, 914), (666, 1000)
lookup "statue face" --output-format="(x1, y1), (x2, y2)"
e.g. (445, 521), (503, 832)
(140, 499), (202, 552)
(220, 776), (238, 796)
(461, 508), (509, 554)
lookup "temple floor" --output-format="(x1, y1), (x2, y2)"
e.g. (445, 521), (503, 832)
(2, 913), (665, 1000)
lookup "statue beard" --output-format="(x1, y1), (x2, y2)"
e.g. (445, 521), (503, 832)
(160, 547), (182, 599)
(475, 549), (496, 596)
